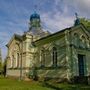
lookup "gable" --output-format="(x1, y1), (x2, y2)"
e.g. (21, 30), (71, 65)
(70, 24), (90, 39)
(70, 24), (90, 49)
(6, 34), (22, 48)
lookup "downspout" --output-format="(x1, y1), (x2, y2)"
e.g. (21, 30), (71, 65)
(19, 39), (23, 80)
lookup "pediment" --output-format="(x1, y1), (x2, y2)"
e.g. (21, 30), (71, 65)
(70, 24), (90, 49)
(6, 34), (22, 48)
(70, 24), (90, 40)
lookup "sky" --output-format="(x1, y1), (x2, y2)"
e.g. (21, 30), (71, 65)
(0, 0), (90, 60)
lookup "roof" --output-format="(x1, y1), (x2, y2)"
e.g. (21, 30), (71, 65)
(34, 23), (90, 44)
(34, 27), (71, 43)
(6, 34), (22, 47)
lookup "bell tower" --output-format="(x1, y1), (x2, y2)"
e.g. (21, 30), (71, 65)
(28, 11), (44, 37)
(27, 5), (50, 38)
(29, 12), (41, 30)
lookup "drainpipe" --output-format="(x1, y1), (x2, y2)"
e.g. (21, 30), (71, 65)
(19, 39), (23, 81)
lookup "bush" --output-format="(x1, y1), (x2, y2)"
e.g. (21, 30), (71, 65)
(28, 67), (38, 81)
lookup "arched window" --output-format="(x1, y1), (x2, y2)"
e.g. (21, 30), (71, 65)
(81, 35), (86, 48)
(10, 57), (12, 68)
(14, 44), (20, 68)
(16, 53), (19, 68)
(52, 47), (57, 67)
(73, 33), (79, 47)
(11, 55), (14, 68)
(79, 35), (86, 48)
(40, 49), (45, 67)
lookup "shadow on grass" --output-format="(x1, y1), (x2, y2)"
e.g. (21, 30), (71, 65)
(42, 82), (63, 90)
(41, 81), (90, 90)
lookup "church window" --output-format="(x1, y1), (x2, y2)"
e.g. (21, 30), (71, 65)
(79, 35), (86, 48)
(81, 35), (86, 48)
(11, 55), (14, 68)
(16, 53), (19, 67)
(73, 33), (79, 47)
(41, 49), (45, 67)
(52, 47), (57, 67)
(10, 57), (12, 68)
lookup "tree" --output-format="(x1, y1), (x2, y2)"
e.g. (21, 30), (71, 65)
(0, 48), (2, 74)
(0, 61), (2, 72)
(3, 59), (7, 77)
(80, 18), (90, 32)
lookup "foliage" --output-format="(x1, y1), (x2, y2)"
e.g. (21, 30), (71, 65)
(0, 61), (2, 69)
(0, 61), (3, 74)
(80, 18), (90, 31)
(0, 59), (7, 76)
(28, 67), (38, 81)
(0, 49), (3, 74)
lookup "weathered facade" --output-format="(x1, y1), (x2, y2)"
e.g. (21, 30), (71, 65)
(6, 12), (90, 83)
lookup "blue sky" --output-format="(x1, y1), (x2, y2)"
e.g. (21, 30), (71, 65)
(0, 0), (90, 60)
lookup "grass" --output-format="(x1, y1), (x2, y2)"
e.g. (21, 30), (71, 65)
(0, 76), (90, 90)
(43, 81), (90, 90)
(0, 77), (52, 90)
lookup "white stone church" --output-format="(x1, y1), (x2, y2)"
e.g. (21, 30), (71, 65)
(6, 12), (90, 84)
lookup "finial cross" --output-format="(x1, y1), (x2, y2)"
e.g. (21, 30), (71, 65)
(75, 12), (78, 19)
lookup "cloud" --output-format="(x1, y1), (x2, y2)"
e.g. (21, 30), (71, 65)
(63, 0), (90, 18)
(0, 0), (90, 60)
(0, 19), (28, 60)
(0, 31), (10, 60)
(41, 0), (90, 33)
(41, 11), (74, 33)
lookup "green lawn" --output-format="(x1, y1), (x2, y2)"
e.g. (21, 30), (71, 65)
(0, 77), (90, 90)
(0, 77), (52, 90)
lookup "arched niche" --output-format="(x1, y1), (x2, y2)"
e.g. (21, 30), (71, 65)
(79, 35), (86, 48)
(10, 43), (20, 68)
(73, 33), (79, 47)
(40, 47), (45, 67)
(52, 47), (57, 67)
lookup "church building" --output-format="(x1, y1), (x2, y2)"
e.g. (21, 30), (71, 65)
(6, 12), (90, 84)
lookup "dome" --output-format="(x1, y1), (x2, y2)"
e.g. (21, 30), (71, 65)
(30, 12), (40, 21)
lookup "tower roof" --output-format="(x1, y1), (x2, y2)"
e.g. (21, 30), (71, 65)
(30, 12), (40, 21)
